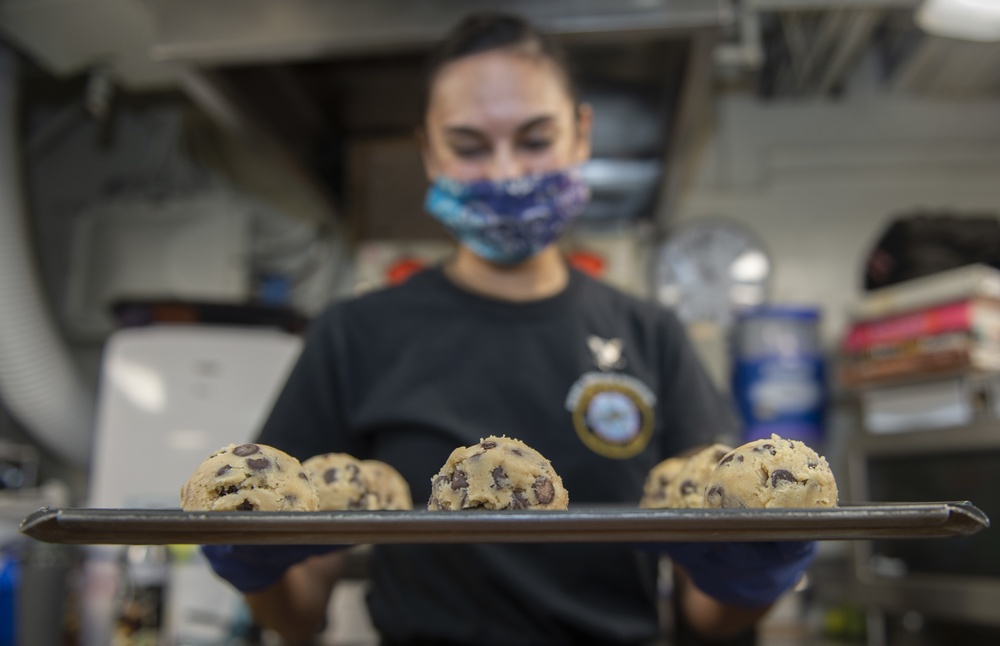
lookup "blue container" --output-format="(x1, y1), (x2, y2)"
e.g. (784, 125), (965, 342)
(732, 305), (826, 444)
(0, 551), (17, 646)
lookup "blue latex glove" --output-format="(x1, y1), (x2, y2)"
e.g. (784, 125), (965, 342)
(641, 541), (816, 608)
(201, 544), (347, 594)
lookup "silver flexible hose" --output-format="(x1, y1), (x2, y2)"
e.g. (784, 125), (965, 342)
(0, 46), (93, 468)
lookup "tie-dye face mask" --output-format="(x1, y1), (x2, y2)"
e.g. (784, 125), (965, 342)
(424, 168), (591, 265)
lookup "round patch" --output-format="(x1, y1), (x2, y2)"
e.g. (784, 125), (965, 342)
(586, 391), (641, 444)
(566, 372), (656, 459)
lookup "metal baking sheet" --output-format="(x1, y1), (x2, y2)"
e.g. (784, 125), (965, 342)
(20, 501), (988, 545)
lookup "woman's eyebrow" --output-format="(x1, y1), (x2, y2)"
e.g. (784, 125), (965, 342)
(517, 115), (556, 133)
(444, 126), (487, 140)
(444, 115), (557, 140)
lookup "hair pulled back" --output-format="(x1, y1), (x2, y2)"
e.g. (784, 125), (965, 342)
(420, 13), (577, 125)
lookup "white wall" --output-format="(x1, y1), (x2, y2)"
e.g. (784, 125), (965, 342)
(673, 90), (1000, 348)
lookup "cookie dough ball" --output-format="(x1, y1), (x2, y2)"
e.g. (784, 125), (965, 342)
(704, 434), (838, 509)
(639, 457), (687, 509)
(361, 460), (413, 510)
(303, 453), (375, 510)
(180, 443), (319, 512)
(669, 444), (734, 509)
(428, 436), (569, 511)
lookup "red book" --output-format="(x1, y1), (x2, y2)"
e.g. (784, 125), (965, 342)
(844, 298), (1000, 353)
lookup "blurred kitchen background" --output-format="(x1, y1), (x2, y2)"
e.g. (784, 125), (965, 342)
(0, 1), (999, 645)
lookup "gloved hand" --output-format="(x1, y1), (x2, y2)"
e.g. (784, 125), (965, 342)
(201, 544), (348, 594)
(640, 540), (816, 608)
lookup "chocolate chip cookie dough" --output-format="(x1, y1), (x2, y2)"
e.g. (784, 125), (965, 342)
(303, 453), (376, 510)
(180, 443), (319, 512)
(704, 434), (838, 509)
(427, 436), (569, 511)
(656, 443), (735, 509)
(639, 456), (687, 509)
(361, 460), (413, 510)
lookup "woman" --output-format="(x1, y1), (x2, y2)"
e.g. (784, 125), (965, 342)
(204, 13), (813, 646)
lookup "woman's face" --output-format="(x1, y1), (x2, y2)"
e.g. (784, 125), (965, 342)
(421, 49), (592, 183)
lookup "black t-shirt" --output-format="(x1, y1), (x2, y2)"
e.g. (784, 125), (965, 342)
(257, 266), (737, 646)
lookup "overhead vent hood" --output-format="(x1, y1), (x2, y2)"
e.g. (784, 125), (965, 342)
(1, 0), (731, 237)
(149, 0), (730, 65)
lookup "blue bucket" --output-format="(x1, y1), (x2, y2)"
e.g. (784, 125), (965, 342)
(731, 305), (826, 444)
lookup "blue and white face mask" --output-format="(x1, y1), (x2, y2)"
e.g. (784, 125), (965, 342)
(424, 168), (591, 265)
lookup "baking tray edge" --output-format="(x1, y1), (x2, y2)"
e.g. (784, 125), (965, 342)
(19, 501), (990, 545)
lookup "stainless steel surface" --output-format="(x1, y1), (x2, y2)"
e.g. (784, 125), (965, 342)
(746, 0), (919, 10)
(846, 420), (1000, 500)
(150, 0), (732, 65)
(19, 502), (989, 546)
(854, 575), (1000, 628)
(847, 420), (1000, 626)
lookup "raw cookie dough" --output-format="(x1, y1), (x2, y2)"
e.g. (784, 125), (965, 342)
(668, 443), (734, 509)
(639, 457), (687, 509)
(303, 453), (375, 510)
(704, 434), (839, 509)
(180, 443), (319, 512)
(361, 460), (413, 510)
(427, 436), (569, 511)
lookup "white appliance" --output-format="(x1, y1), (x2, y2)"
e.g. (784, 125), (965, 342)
(83, 325), (302, 646)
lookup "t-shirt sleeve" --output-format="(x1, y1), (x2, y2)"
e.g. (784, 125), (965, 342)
(256, 305), (365, 462)
(656, 309), (740, 457)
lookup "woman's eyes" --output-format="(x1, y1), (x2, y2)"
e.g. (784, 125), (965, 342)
(520, 138), (553, 152)
(453, 146), (489, 159)
(450, 139), (553, 159)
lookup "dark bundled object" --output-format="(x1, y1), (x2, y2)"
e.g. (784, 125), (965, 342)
(864, 213), (1000, 291)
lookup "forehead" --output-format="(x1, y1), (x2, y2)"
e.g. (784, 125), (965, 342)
(427, 49), (574, 130)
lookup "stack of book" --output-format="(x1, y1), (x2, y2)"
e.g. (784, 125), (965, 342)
(840, 264), (1000, 388)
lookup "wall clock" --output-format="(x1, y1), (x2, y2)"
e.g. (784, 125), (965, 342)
(653, 218), (771, 329)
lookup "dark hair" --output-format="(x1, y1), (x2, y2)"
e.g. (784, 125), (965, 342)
(420, 13), (577, 125)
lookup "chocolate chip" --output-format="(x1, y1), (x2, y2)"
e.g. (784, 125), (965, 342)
(511, 489), (528, 510)
(737, 454), (744, 463)
(215, 465), (232, 477)
(482, 440), (497, 449)
(707, 485), (747, 509)
(511, 449), (523, 457)
(533, 477), (555, 504)
(324, 468), (339, 484)
(451, 471), (468, 490)
(658, 476), (671, 488)
(492, 466), (507, 487)
(346, 464), (362, 484)
(247, 457), (270, 471)
(680, 480), (698, 495)
(754, 443), (777, 456)
(236, 499), (255, 511)
(807, 461), (818, 469)
(285, 495), (297, 505)
(718, 453), (735, 466)
(771, 469), (798, 487)
(221, 485), (239, 495)
(433, 474), (449, 488)
(233, 444), (260, 457)
(299, 472), (309, 481)
(714, 449), (729, 462)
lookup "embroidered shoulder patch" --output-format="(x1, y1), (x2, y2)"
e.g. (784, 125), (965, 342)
(565, 372), (656, 459)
